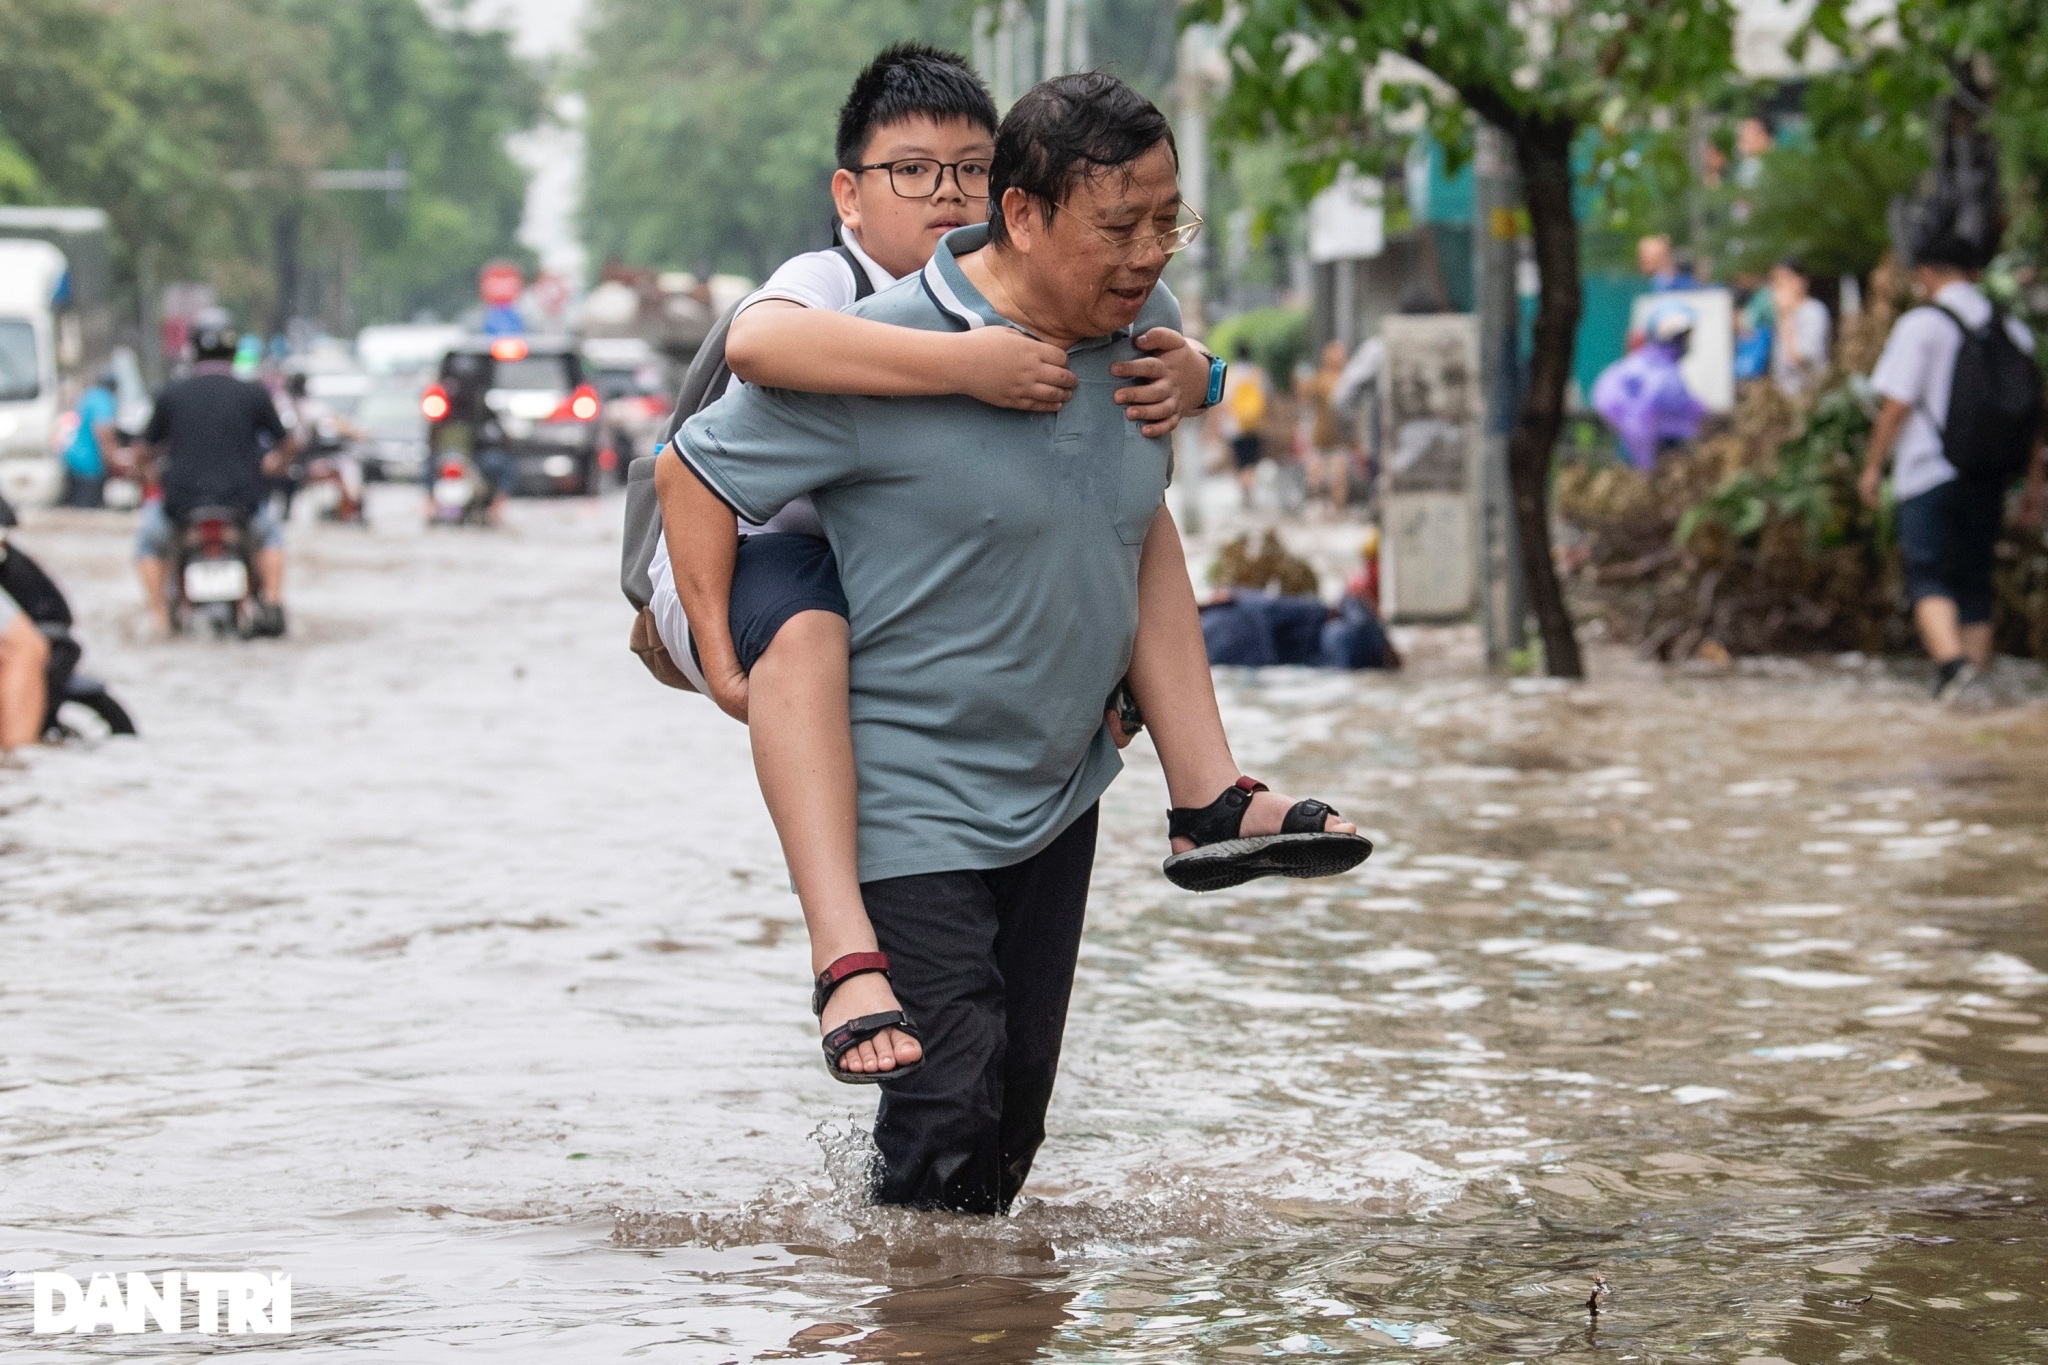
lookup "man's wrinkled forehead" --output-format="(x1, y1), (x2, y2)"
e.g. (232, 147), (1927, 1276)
(1066, 146), (1181, 214)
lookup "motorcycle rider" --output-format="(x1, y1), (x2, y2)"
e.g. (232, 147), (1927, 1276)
(133, 324), (298, 636)
(284, 371), (368, 522)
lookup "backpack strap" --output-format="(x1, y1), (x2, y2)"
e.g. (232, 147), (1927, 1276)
(834, 242), (876, 301)
(1909, 302), (1981, 441)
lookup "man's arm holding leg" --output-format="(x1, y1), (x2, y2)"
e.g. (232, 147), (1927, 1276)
(1124, 506), (1356, 850)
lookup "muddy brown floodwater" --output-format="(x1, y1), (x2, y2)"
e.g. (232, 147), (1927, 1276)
(4, 487), (2047, 1362)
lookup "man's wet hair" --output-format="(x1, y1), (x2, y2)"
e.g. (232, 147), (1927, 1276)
(989, 73), (1176, 246)
(835, 44), (997, 171)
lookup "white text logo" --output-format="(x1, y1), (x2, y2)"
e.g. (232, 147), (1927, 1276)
(31, 1272), (291, 1334)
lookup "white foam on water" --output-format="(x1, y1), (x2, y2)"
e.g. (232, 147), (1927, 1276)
(1726, 778), (1798, 797)
(1738, 967), (1876, 989)
(1342, 948), (1440, 974)
(1971, 952), (2048, 985)
(1752, 938), (1859, 957)
(1671, 1085), (1734, 1105)
(1864, 997), (1940, 1017)
(1750, 1042), (1856, 1061)
(1480, 940), (1662, 972)
(1750, 903), (1848, 918)
(1624, 888), (1683, 907)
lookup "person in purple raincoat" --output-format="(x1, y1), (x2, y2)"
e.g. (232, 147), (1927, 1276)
(1593, 304), (1707, 470)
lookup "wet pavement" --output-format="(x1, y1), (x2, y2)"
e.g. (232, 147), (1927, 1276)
(5, 485), (2047, 1361)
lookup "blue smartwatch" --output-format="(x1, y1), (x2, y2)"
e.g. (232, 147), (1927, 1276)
(1203, 352), (1228, 409)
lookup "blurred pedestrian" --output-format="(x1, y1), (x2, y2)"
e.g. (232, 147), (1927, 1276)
(62, 369), (118, 508)
(1768, 258), (1830, 396)
(1637, 234), (1696, 292)
(1219, 341), (1270, 507)
(1859, 242), (2046, 702)
(1297, 338), (1354, 510)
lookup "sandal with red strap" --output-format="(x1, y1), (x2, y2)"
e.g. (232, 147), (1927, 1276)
(1161, 776), (1374, 893)
(812, 951), (924, 1086)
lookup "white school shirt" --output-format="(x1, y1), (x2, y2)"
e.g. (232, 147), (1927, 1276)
(1870, 280), (2035, 500)
(732, 233), (900, 536)
(644, 233), (900, 690)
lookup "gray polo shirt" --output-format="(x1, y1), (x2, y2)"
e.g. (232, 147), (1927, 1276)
(677, 223), (1178, 881)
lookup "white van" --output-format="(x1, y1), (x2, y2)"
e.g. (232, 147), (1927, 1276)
(0, 238), (69, 507)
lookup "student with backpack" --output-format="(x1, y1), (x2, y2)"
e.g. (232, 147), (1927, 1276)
(635, 50), (1370, 1125)
(1860, 233), (2046, 702)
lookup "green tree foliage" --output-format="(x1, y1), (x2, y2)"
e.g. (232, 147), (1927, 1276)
(0, 0), (267, 277)
(0, 0), (540, 326)
(1197, 0), (1741, 677)
(579, 0), (968, 279)
(282, 0), (544, 321)
(1805, 0), (2047, 257)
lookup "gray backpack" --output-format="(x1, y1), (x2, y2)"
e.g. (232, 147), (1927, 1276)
(620, 244), (875, 689)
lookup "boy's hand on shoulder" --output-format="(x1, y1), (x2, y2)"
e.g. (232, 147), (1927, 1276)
(1113, 328), (1209, 438)
(957, 328), (1076, 412)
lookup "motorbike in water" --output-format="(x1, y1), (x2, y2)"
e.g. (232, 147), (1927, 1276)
(427, 450), (495, 527)
(0, 498), (136, 741)
(166, 506), (276, 638)
(300, 448), (368, 524)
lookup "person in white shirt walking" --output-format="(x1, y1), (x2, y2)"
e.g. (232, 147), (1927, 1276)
(1861, 241), (2047, 701)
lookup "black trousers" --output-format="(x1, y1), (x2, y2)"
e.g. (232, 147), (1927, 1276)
(863, 805), (1099, 1214)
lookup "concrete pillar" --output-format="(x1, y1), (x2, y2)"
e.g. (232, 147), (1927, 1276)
(1472, 123), (1526, 666)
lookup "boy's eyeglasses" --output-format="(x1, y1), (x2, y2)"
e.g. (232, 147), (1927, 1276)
(855, 159), (991, 200)
(1054, 204), (1205, 260)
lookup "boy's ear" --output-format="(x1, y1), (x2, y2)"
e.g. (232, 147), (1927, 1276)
(831, 168), (864, 235)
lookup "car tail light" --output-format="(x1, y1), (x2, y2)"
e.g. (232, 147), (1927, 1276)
(421, 384), (451, 422)
(598, 447), (617, 471)
(490, 337), (528, 361)
(440, 461), (466, 481)
(197, 519), (228, 553)
(549, 383), (600, 423)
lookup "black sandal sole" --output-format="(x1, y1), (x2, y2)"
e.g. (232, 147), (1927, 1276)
(1162, 831), (1374, 893)
(827, 1056), (925, 1086)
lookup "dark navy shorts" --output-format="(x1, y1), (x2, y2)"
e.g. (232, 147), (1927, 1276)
(1898, 478), (2004, 625)
(691, 532), (849, 674)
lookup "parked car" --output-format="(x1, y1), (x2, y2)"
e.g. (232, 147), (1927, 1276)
(348, 374), (431, 483)
(421, 336), (600, 496)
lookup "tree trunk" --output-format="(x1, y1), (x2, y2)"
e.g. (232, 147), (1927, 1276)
(1504, 117), (1585, 678)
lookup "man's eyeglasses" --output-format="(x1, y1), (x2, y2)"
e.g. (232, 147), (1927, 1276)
(855, 158), (991, 200)
(1054, 204), (1204, 261)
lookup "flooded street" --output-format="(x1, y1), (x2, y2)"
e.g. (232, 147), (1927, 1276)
(6, 485), (2048, 1362)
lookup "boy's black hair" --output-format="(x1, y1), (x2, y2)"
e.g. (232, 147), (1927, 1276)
(836, 44), (997, 171)
(988, 73), (1176, 246)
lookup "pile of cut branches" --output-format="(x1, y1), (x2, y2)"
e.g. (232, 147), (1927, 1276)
(1558, 379), (1909, 660)
(1559, 371), (2048, 662)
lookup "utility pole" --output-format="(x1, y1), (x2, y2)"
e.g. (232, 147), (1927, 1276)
(230, 155), (407, 342)
(1171, 20), (1220, 535)
(1472, 124), (1526, 667)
